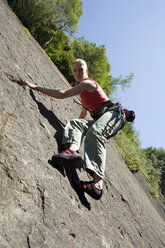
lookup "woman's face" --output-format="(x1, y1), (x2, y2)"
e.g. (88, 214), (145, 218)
(72, 63), (88, 82)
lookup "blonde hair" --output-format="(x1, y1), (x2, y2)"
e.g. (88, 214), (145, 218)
(72, 59), (88, 70)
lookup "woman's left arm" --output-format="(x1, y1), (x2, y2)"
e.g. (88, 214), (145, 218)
(24, 80), (92, 99)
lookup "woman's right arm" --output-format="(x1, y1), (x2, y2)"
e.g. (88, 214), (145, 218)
(79, 108), (88, 119)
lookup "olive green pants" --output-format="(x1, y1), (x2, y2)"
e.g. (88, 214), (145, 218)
(62, 111), (124, 179)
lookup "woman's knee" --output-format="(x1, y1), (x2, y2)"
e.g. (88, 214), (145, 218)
(86, 126), (107, 145)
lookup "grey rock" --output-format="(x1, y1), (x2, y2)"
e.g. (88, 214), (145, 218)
(0, 1), (165, 248)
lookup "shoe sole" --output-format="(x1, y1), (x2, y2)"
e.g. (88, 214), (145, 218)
(52, 155), (82, 166)
(84, 188), (102, 200)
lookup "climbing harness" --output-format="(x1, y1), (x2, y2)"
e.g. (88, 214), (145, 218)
(91, 100), (126, 122)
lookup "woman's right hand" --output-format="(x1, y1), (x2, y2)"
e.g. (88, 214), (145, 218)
(23, 81), (37, 89)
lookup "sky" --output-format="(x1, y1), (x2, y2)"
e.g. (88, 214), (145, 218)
(75, 0), (165, 149)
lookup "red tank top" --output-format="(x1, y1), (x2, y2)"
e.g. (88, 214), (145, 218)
(81, 78), (109, 111)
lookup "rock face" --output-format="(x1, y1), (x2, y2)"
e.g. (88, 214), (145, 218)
(0, 1), (165, 248)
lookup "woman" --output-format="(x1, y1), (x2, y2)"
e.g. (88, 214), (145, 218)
(24, 59), (135, 200)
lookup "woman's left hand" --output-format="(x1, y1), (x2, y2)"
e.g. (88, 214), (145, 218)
(23, 81), (37, 89)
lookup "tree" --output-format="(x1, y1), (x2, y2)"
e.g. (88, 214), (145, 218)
(144, 147), (165, 196)
(111, 73), (134, 91)
(8, 0), (83, 45)
(45, 31), (75, 82)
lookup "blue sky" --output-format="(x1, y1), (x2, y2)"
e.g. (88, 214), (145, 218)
(76, 0), (165, 149)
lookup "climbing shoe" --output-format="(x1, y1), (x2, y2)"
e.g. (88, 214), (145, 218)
(52, 149), (82, 165)
(74, 180), (102, 200)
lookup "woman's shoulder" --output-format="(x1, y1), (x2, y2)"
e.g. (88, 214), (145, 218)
(79, 78), (97, 92)
(83, 77), (97, 83)
(81, 78), (97, 87)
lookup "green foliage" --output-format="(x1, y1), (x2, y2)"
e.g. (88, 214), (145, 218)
(24, 27), (30, 35)
(58, 0), (83, 34)
(8, 0), (54, 29)
(125, 156), (140, 172)
(116, 124), (165, 200)
(116, 123), (141, 172)
(143, 147), (165, 196)
(111, 73), (134, 91)
(8, 0), (83, 38)
(45, 31), (75, 82)
(122, 123), (140, 146)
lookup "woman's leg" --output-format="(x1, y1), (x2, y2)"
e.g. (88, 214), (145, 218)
(84, 111), (124, 187)
(52, 119), (94, 163)
(93, 172), (103, 190)
(62, 118), (94, 149)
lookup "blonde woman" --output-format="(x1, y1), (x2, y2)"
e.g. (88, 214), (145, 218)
(24, 59), (135, 200)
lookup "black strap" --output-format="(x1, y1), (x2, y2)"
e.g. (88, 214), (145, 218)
(92, 100), (113, 116)
(90, 100), (114, 119)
